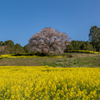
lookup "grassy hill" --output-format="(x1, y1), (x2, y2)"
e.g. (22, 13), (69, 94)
(0, 53), (100, 67)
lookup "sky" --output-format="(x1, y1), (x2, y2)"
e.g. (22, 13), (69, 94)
(0, 0), (100, 47)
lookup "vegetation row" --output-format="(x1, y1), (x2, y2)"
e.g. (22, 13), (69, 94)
(0, 26), (100, 56)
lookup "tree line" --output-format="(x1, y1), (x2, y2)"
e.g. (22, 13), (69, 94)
(0, 40), (29, 55)
(65, 40), (93, 52)
(0, 26), (100, 55)
(0, 39), (98, 55)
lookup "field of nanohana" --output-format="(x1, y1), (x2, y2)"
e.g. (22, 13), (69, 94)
(0, 66), (100, 100)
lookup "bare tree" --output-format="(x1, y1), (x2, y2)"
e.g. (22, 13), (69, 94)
(28, 27), (71, 55)
(0, 45), (8, 54)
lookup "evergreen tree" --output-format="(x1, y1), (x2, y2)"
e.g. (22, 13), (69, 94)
(0, 41), (3, 46)
(14, 44), (25, 54)
(2, 40), (15, 54)
(86, 41), (93, 50)
(23, 44), (30, 53)
(80, 43), (87, 50)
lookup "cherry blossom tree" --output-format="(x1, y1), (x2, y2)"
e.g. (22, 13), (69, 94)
(28, 27), (71, 55)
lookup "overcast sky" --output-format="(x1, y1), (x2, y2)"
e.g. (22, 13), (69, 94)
(0, 0), (100, 47)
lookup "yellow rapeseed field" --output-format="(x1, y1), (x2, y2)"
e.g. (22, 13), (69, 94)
(71, 50), (99, 54)
(0, 66), (100, 100)
(0, 54), (65, 59)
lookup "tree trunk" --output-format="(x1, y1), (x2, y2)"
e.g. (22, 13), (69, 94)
(99, 48), (100, 54)
(93, 45), (95, 54)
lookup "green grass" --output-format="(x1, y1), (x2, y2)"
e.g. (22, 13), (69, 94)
(0, 53), (100, 67)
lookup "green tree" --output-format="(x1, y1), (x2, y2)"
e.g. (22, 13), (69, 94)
(0, 41), (3, 46)
(3, 40), (14, 47)
(14, 44), (25, 54)
(71, 40), (80, 50)
(80, 43), (87, 50)
(2, 40), (15, 54)
(64, 44), (74, 52)
(96, 28), (100, 53)
(85, 41), (93, 50)
(89, 26), (98, 53)
(23, 44), (30, 53)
